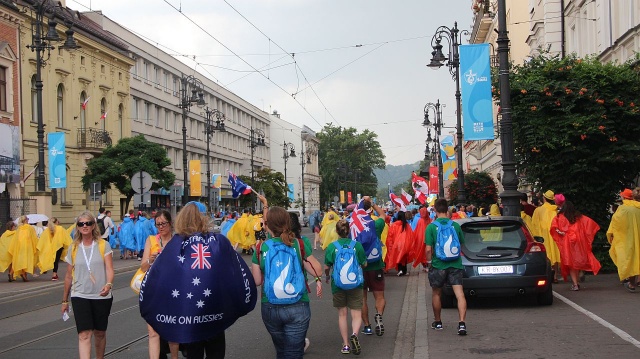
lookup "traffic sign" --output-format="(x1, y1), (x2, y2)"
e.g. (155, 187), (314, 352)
(90, 182), (101, 201)
(133, 193), (151, 207)
(131, 171), (153, 194)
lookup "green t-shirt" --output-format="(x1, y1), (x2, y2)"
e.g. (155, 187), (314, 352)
(324, 238), (367, 293)
(363, 217), (386, 271)
(252, 237), (311, 303)
(425, 217), (465, 270)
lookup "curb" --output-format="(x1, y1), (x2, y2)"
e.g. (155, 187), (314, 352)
(414, 270), (429, 359)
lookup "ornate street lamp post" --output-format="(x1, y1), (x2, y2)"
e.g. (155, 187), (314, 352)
(496, 0), (520, 216)
(300, 143), (317, 216)
(26, 0), (79, 191)
(282, 141), (296, 198)
(178, 75), (205, 205)
(204, 107), (226, 213)
(428, 22), (469, 203)
(423, 99), (445, 198)
(249, 127), (266, 210)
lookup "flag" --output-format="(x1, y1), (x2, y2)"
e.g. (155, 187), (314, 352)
(389, 190), (407, 212)
(227, 170), (252, 198)
(412, 172), (429, 204)
(81, 96), (90, 110)
(349, 199), (374, 240)
(100, 110), (108, 120)
(400, 189), (412, 205)
(139, 232), (257, 343)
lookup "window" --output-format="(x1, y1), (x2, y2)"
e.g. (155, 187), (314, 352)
(164, 71), (169, 89)
(80, 56), (85, 65)
(0, 66), (7, 111)
(144, 101), (151, 125)
(132, 97), (139, 122)
(165, 110), (170, 130)
(100, 98), (107, 130)
(155, 66), (160, 84)
(118, 103), (124, 139)
(101, 64), (105, 73)
(174, 112), (179, 133)
(132, 59), (138, 77)
(57, 84), (64, 128)
(118, 72), (122, 80)
(156, 106), (161, 127)
(31, 75), (37, 123)
(144, 61), (149, 80)
(80, 91), (86, 128)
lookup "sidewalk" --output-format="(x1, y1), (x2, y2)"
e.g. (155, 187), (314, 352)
(0, 248), (139, 298)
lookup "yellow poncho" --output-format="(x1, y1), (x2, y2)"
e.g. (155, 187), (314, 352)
(36, 225), (72, 273)
(521, 211), (533, 232)
(8, 224), (38, 276)
(606, 199), (640, 280)
(322, 210), (339, 227)
(0, 229), (15, 272)
(531, 202), (560, 265)
(320, 214), (340, 250)
(227, 214), (252, 248)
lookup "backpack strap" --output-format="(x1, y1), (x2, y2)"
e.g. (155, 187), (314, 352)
(296, 238), (312, 293)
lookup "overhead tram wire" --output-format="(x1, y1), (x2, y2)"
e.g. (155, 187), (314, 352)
(222, 0), (340, 127)
(161, 0), (326, 129)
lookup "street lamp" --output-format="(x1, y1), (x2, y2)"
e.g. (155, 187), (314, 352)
(178, 75), (206, 205)
(282, 141), (296, 198)
(249, 127), (266, 210)
(26, 0), (80, 192)
(204, 107), (226, 213)
(496, 0), (520, 216)
(428, 22), (469, 204)
(300, 143), (317, 216)
(423, 100), (445, 198)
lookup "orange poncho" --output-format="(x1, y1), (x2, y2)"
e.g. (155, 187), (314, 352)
(410, 208), (431, 267)
(550, 214), (601, 280)
(384, 220), (414, 271)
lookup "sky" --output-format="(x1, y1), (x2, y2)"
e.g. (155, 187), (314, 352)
(71, 0), (473, 166)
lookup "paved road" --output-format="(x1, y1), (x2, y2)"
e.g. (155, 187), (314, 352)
(2, 227), (640, 358)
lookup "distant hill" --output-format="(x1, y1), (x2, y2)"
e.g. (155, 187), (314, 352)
(374, 161), (422, 189)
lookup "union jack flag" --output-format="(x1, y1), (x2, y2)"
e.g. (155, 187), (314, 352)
(191, 243), (212, 269)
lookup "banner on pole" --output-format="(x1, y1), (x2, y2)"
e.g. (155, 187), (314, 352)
(460, 43), (494, 140)
(347, 192), (352, 204)
(288, 184), (294, 201)
(189, 160), (201, 196)
(429, 166), (439, 195)
(440, 135), (458, 180)
(211, 174), (222, 188)
(340, 190), (345, 204)
(47, 132), (66, 188)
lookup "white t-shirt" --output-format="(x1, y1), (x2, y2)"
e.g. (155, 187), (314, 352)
(65, 241), (113, 300)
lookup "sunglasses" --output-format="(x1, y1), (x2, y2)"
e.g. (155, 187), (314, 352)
(156, 221), (170, 228)
(77, 221), (95, 227)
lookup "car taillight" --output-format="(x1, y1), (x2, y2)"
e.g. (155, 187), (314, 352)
(537, 279), (547, 286)
(527, 242), (546, 253)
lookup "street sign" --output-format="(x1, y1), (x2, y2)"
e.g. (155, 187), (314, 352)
(131, 171), (153, 194)
(169, 185), (182, 201)
(133, 193), (151, 207)
(90, 182), (101, 201)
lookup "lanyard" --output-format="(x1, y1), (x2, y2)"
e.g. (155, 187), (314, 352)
(81, 241), (95, 273)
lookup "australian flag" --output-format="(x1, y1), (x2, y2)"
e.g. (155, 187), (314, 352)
(139, 232), (257, 343)
(228, 170), (252, 199)
(349, 199), (382, 263)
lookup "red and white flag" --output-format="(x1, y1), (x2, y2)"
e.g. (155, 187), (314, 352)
(412, 172), (429, 204)
(81, 96), (90, 110)
(400, 188), (412, 205)
(100, 110), (108, 120)
(389, 190), (407, 212)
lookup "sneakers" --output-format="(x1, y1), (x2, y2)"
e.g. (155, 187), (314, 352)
(349, 334), (361, 355)
(374, 313), (384, 336)
(570, 284), (580, 291)
(362, 325), (373, 335)
(137, 257), (142, 261)
(51, 274), (59, 281)
(458, 322), (467, 336)
(341, 345), (351, 354)
(431, 321), (443, 330)
(397, 270), (404, 277)
(304, 338), (310, 353)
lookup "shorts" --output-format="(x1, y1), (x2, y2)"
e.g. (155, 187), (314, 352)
(71, 296), (114, 333)
(363, 269), (385, 292)
(333, 287), (364, 309)
(313, 225), (320, 233)
(428, 267), (464, 288)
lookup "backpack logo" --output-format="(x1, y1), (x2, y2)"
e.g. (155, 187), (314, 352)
(332, 240), (364, 290)
(339, 256), (358, 286)
(366, 246), (380, 262)
(273, 258), (298, 300)
(433, 220), (461, 261)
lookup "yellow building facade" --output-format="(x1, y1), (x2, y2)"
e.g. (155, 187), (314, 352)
(19, 0), (134, 225)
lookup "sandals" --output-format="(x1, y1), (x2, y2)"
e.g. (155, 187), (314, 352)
(624, 282), (637, 293)
(8, 273), (14, 282)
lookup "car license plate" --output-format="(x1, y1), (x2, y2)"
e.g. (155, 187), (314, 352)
(478, 265), (513, 275)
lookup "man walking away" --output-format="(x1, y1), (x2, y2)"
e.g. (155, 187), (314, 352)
(425, 198), (467, 335)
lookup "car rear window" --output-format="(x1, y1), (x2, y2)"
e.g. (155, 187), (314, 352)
(461, 222), (526, 254)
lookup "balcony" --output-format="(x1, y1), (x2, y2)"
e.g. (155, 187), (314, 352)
(471, 0), (495, 43)
(77, 128), (112, 150)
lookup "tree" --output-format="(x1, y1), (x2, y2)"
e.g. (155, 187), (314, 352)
(236, 168), (289, 209)
(81, 135), (175, 211)
(317, 124), (385, 205)
(496, 53), (640, 227)
(448, 170), (498, 206)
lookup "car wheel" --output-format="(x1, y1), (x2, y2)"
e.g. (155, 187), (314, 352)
(441, 293), (456, 308)
(537, 284), (553, 306)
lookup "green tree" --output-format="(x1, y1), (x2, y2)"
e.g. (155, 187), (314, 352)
(236, 168), (289, 209)
(496, 53), (640, 227)
(448, 170), (498, 206)
(81, 135), (175, 211)
(317, 124), (385, 205)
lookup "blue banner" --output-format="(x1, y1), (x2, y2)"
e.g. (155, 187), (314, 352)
(288, 183), (294, 201)
(47, 132), (66, 188)
(460, 43), (494, 140)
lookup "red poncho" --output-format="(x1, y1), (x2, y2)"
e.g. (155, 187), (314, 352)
(410, 208), (431, 267)
(384, 220), (414, 271)
(550, 214), (601, 280)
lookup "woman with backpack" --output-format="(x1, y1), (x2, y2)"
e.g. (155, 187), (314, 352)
(251, 200), (323, 359)
(324, 219), (367, 355)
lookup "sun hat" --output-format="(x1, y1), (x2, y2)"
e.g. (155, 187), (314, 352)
(554, 194), (566, 207)
(543, 190), (555, 201)
(620, 189), (633, 200)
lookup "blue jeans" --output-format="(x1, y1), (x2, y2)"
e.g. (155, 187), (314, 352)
(261, 301), (310, 359)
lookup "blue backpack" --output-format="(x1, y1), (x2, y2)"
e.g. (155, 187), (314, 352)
(432, 220), (461, 261)
(331, 240), (364, 290)
(261, 239), (307, 305)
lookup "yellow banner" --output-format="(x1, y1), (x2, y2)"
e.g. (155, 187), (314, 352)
(189, 160), (201, 196)
(340, 190), (345, 204)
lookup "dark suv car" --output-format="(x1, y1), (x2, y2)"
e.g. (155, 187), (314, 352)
(441, 216), (554, 307)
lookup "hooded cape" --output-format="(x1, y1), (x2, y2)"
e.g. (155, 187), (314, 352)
(36, 225), (72, 272)
(384, 220), (414, 271)
(531, 202), (561, 265)
(606, 200), (640, 280)
(410, 208), (431, 267)
(0, 229), (15, 272)
(119, 217), (136, 252)
(551, 214), (601, 279)
(8, 224), (38, 275)
(320, 214), (340, 250)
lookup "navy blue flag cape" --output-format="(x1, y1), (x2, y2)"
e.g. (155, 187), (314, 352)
(139, 232), (257, 343)
(348, 199), (382, 263)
